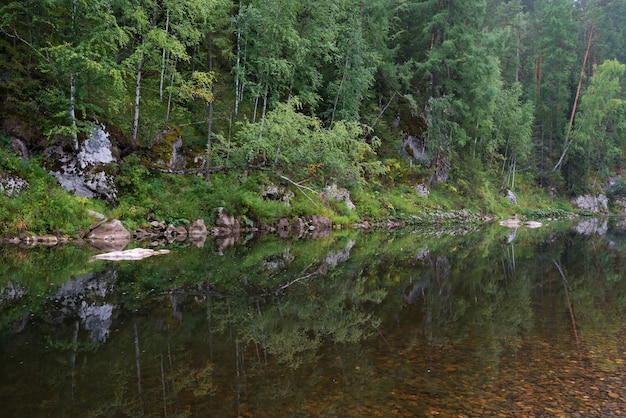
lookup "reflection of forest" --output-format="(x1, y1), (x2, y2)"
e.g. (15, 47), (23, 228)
(2, 222), (626, 415)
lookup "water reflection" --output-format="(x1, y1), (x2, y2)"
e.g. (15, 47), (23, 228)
(3, 220), (626, 415)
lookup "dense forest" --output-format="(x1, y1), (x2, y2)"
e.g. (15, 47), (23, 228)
(1, 0), (626, 234)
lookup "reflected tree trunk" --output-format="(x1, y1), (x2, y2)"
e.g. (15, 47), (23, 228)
(132, 317), (144, 415)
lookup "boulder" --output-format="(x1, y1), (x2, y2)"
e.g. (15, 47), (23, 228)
(309, 216), (332, 238)
(87, 220), (131, 251)
(188, 219), (207, 236)
(92, 248), (170, 261)
(325, 184), (356, 210)
(215, 207), (241, 234)
(292, 218), (305, 238)
(276, 218), (291, 238)
(505, 189), (518, 205)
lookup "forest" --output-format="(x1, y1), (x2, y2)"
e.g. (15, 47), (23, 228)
(1, 0), (626, 234)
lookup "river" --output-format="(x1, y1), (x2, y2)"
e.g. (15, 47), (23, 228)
(2, 218), (626, 416)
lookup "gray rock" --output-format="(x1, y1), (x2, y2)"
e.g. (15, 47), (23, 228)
(505, 189), (518, 205)
(45, 125), (118, 202)
(0, 172), (28, 197)
(262, 185), (295, 205)
(571, 194), (608, 213)
(415, 183), (430, 198)
(324, 184), (356, 210)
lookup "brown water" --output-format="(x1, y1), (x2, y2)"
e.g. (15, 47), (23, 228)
(2, 219), (626, 417)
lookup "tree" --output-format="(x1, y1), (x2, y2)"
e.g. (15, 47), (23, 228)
(1, 0), (127, 149)
(568, 59), (626, 189)
(494, 83), (535, 190)
(529, 0), (578, 182)
(232, 101), (382, 185)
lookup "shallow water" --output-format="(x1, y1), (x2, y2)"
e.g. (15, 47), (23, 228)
(2, 219), (626, 417)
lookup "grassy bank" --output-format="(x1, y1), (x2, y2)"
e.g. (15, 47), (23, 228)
(0, 147), (575, 238)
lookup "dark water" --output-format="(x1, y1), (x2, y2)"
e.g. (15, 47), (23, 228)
(2, 219), (626, 417)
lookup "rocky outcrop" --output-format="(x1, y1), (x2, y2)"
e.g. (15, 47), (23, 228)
(571, 194), (608, 213)
(572, 218), (608, 236)
(44, 125), (118, 202)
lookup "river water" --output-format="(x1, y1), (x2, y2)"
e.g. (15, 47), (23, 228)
(2, 218), (626, 417)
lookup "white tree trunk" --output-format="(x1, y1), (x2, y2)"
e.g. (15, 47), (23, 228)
(132, 44), (144, 149)
(159, 8), (169, 102)
(70, 71), (79, 151)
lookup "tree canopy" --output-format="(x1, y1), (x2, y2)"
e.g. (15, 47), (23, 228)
(2, 0), (626, 194)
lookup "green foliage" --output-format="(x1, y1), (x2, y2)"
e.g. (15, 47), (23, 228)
(569, 59), (626, 184)
(607, 178), (626, 199)
(232, 102), (381, 185)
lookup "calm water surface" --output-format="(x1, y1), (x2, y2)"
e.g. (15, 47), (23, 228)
(2, 219), (626, 417)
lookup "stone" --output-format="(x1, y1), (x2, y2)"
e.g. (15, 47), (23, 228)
(505, 189), (518, 205)
(292, 218), (305, 238)
(87, 220), (131, 251)
(0, 172), (28, 197)
(324, 184), (356, 210)
(215, 207), (241, 233)
(277, 218), (291, 238)
(188, 219), (207, 236)
(44, 125), (118, 202)
(309, 216), (332, 238)
(415, 183), (430, 198)
(92, 248), (171, 261)
(262, 185), (294, 205)
(571, 194), (608, 213)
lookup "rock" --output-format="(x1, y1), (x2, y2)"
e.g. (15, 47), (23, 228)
(188, 219), (207, 236)
(415, 183), (430, 198)
(215, 207), (241, 234)
(166, 224), (188, 240)
(292, 218), (305, 238)
(499, 215), (522, 228)
(92, 248), (170, 261)
(188, 219), (208, 247)
(277, 218), (291, 238)
(44, 125), (118, 202)
(524, 221), (543, 229)
(309, 216), (332, 238)
(262, 185), (295, 205)
(11, 137), (29, 159)
(145, 128), (193, 170)
(399, 134), (429, 163)
(87, 220), (131, 251)
(0, 172), (28, 197)
(572, 218), (608, 236)
(505, 189), (518, 205)
(35, 235), (59, 246)
(571, 194), (608, 213)
(324, 184), (356, 210)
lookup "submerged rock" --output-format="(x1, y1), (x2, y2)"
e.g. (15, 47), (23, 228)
(92, 248), (171, 261)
